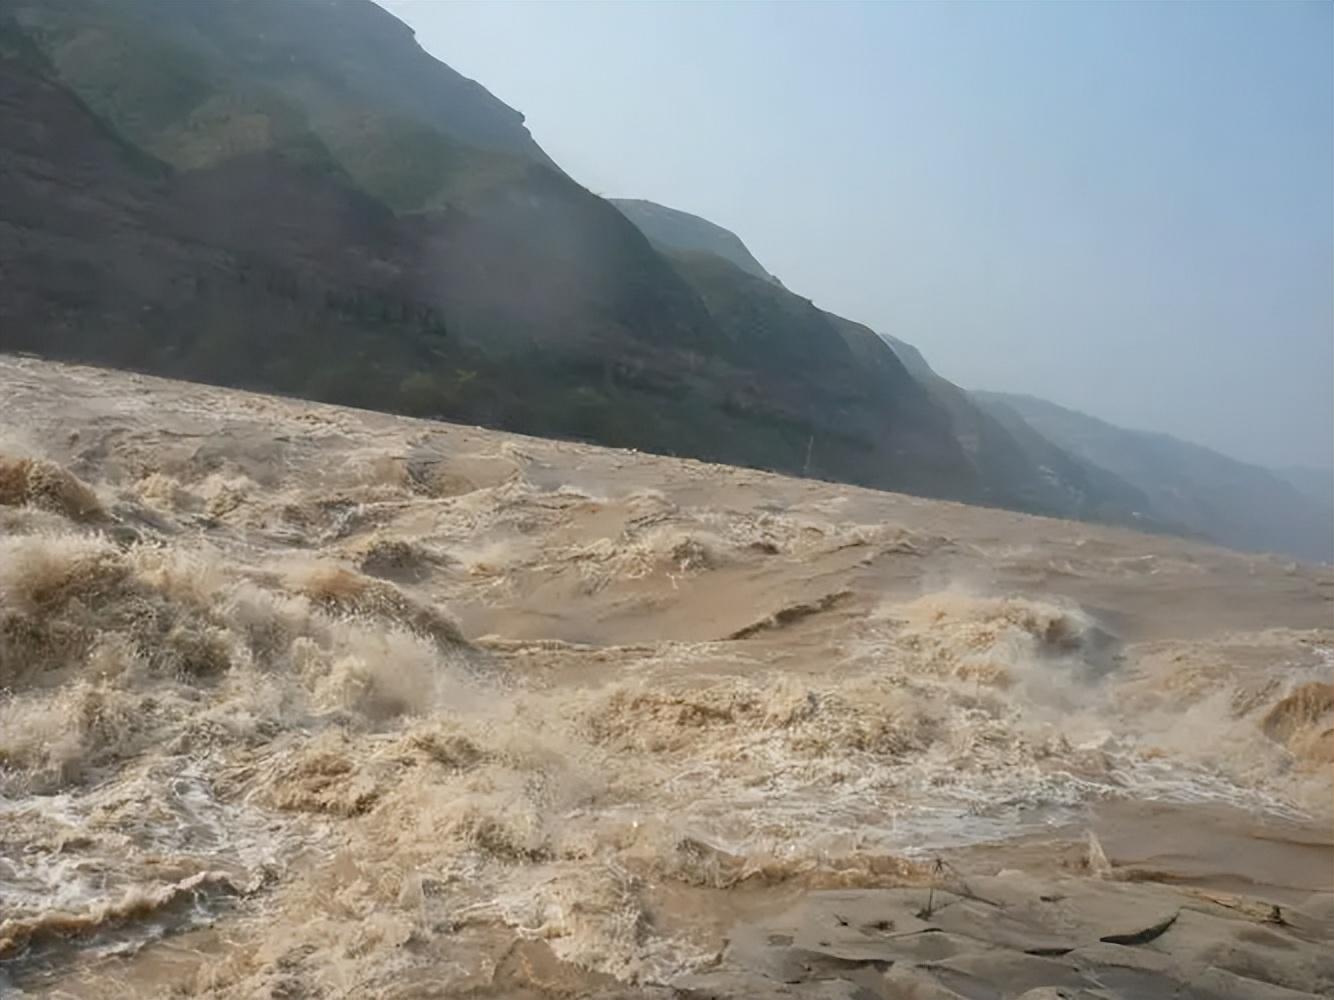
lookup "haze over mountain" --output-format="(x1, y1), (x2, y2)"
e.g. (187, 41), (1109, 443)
(381, 0), (1333, 472)
(617, 197), (1331, 562)
(0, 0), (1125, 525)
(1277, 465), (1334, 515)
(0, 0), (1328, 562)
(975, 392), (1334, 564)
(0, 0), (1000, 511)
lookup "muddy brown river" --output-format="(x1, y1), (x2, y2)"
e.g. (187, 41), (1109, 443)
(0, 357), (1330, 997)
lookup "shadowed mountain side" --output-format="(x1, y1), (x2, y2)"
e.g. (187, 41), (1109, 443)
(612, 195), (1326, 561)
(662, 250), (981, 499)
(1277, 464), (1334, 516)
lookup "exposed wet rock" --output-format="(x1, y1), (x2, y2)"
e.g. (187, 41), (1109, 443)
(691, 875), (1332, 999)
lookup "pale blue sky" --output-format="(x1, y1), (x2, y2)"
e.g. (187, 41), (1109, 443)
(380, 0), (1332, 470)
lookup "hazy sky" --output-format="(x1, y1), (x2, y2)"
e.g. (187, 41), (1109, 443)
(380, 0), (1332, 470)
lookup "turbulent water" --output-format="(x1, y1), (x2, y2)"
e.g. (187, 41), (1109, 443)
(0, 357), (1330, 998)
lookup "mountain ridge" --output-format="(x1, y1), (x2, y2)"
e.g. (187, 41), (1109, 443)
(2, 0), (1325, 561)
(975, 391), (1333, 562)
(611, 197), (1328, 561)
(0, 2), (998, 508)
(613, 198), (1175, 533)
(610, 198), (776, 282)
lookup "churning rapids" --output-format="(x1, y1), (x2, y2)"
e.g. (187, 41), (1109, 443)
(0, 357), (1330, 999)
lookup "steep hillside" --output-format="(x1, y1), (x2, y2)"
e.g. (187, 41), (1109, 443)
(662, 251), (977, 499)
(611, 199), (1160, 525)
(612, 198), (776, 281)
(0, 34), (708, 408)
(0, 1), (996, 505)
(6, 0), (554, 202)
(6, 0), (1279, 537)
(878, 335), (1162, 529)
(976, 392), (1333, 562)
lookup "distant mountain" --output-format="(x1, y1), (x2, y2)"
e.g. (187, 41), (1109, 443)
(975, 393), (1333, 562)
(878, 336), (1164, 531)
(7, 0), (555, 203)
(657, 249), (979, 498)
(608, 200), (1165, 525)
(5, 0), (1313, 553)
(611, 199), (776, 282)
(1275, 465), (1334, 515)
